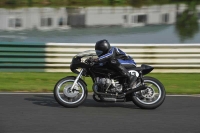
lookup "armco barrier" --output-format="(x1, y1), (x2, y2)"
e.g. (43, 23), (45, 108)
(0, 42), (200, 73)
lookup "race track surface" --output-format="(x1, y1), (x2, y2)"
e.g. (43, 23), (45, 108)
(0, 94), (200, 133)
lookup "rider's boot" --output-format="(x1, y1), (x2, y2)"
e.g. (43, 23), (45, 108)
(110, 61), (138, 89)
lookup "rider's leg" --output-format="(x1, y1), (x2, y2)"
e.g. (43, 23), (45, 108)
(109, 59), (137, 89)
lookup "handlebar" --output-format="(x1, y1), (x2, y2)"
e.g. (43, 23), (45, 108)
(70, 56), (98, 74)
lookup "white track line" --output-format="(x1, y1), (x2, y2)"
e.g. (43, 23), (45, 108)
(0, 93), (53, 95)
(167, 95), (200, 97)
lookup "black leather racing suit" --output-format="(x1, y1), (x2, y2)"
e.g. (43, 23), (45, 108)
(97, 47), (136, 78)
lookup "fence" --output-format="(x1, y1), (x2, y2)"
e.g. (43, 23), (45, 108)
(0, 42), (200, 73)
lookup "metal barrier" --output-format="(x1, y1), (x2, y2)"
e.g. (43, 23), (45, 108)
(0, 42), (200, 73)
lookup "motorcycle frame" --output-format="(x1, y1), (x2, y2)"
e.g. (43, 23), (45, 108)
(70, 57), (154, 93)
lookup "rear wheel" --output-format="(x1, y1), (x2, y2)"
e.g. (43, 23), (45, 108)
(132, 76), (166, 109)
(54, 77), (88, 108)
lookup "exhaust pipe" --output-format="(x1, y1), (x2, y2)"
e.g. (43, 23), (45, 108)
(102, 98), (125, 102)
(117, 85), (147, 98)
(125, 85), (147, 95)
(93, 84), (147, 97)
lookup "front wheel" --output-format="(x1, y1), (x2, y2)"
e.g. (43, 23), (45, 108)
(54, 77), (88, 108)
(132, 76), (166, 109)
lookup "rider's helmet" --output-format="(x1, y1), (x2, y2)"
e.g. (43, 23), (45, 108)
(95, 39), (111, 57)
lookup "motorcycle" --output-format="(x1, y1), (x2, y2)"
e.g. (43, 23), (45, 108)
(54, 50), (166, 109)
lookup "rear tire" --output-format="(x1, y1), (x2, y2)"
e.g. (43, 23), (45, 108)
(132, 76), (166, 109)
(54, 77), (88, 108)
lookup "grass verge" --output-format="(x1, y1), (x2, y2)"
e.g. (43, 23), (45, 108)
(0, 72), (200, 94)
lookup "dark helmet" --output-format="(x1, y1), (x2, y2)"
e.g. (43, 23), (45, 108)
(95, 39), (111, 57)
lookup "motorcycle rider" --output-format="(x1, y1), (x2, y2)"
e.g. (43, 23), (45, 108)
(94, 39), (137, 89)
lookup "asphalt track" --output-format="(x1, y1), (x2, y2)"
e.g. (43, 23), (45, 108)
(0, 94), (200, 133)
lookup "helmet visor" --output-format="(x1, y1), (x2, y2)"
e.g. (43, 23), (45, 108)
(95, 50), (103, 56)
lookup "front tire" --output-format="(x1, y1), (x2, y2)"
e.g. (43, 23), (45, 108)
(54, 77), (88, 108)
(132, 76), (166, 109)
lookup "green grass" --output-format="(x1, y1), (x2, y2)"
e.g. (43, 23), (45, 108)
(1, 0), (198, 8)
(0, 72), (200, 94)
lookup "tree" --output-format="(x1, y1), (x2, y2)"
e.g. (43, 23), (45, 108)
(175, 1), (199, 42)
(128, 0), (146, 7)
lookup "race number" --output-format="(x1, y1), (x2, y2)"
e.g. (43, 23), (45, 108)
(128, 70), (139, 77)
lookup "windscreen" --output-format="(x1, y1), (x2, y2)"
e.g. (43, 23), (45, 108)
(76, 50), (97, 57)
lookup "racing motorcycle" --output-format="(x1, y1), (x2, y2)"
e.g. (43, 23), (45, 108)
(54, 50), (166, 109)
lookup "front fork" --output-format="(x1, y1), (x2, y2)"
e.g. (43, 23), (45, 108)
(70, 69), (84, 91)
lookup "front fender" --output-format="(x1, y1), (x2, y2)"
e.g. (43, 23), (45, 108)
(66, 76), (87, 87)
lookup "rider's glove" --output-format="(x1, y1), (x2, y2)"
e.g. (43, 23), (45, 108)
(93, 58), (99, 63)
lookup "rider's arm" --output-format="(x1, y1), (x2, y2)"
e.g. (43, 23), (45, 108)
(116, 48), (133, 60)
(116, 47), (126, 55)
(98, 47), (115, 63)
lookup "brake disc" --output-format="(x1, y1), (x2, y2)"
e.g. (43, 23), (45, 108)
(141, 87), (155, 99)
(63, 84), (80, 98)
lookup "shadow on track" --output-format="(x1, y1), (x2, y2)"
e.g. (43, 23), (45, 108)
(83, 98), (139, 109)
(24, 95), (62, 108)
(24, 95), (139, 109)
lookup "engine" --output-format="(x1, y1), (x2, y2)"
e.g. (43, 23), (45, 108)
(96, 77), (123, 93)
